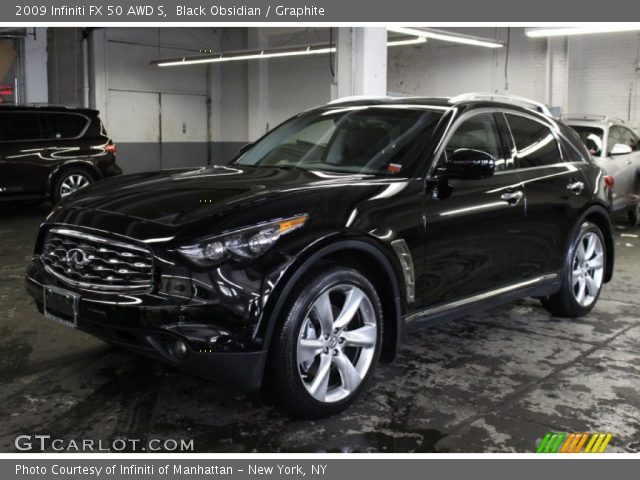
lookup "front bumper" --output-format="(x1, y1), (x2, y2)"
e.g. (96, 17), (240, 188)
(25, 257), (268, 391)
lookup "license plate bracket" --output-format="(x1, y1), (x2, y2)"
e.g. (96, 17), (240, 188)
(43, 286), (79, 329)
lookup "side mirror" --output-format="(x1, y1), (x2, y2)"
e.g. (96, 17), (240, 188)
(610, 143), (632, 156)
(446, 149), (496, 180)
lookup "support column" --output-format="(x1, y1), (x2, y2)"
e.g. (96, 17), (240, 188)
(247, 28), (269, 140)
(23, 27), (48, 104)
(333, 27), (387, 100)
(546, 36), (570, 115)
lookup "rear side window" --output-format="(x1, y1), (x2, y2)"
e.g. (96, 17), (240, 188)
(619, 127), (639, 152)
(607, 126), (625, 153)
(0, 112), (42, 141)
(506, 114), (561, 168)
(41, 113), (88, 139)
(570, 125), (604, 156)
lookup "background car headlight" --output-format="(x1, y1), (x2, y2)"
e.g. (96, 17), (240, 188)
(177, 215), (309, 266)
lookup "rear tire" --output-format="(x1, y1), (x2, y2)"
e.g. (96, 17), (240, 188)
(628, 204), (640, 226)
(541, 221), (606, 318)
(270, 266), (383, 419)
(51, 167), (94, 204)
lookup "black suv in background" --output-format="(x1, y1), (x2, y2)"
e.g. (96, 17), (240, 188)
(25, 94), (614, 418)
(0, 105), (121, 204)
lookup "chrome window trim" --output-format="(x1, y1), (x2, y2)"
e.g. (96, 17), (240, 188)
(427, 107), (587, 180)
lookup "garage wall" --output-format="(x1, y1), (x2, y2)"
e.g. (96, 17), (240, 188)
(568, 33), (640, 125)
(388, 28), (640, 128)
(91, 28), (215, 173)
(388, 28), (547, 102)
(266, 56), (333, 129)
(209, 28), (249, 163)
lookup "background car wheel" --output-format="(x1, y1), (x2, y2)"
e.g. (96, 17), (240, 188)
(51, 167), (93, 204)
(270, 266), (383, 419)
(541, 221), (606, 318)
(627, 204), (640, 226)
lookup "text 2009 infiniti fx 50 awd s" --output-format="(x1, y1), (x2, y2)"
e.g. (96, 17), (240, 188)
(26, 94), (614, 418)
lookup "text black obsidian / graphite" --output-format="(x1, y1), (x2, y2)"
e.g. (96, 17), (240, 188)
(176, 5), (326, 17)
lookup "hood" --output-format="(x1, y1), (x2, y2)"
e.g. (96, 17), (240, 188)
(52, 165), (407, 242)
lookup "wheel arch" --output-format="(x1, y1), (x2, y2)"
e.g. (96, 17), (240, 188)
(46, 161), (101, 195)
(576, 204), (615, 283)
(260, 236), (406, 367)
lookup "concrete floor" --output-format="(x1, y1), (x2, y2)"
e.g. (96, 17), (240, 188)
(1, 204), (639, 453)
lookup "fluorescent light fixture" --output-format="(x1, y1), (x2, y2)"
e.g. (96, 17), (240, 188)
(386, 37), (427, 47)
(526, 26), (640, 37)
(155, 37), (426, 67)
(387, 27), (504, 48)
(157, 47), (335, 67)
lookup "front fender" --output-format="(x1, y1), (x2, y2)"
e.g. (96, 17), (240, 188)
(255, 233), (406, 360)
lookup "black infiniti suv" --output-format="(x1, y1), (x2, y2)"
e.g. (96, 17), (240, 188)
(25, 94), (614, 418)
(0, 105), (121, 204)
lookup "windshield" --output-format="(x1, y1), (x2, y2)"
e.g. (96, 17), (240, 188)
(570, 126), (605, 157)
(234, 106), (443, 176)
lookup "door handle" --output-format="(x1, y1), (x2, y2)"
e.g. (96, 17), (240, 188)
(566, 180), (585, 195)
(500, 190), (524, 205)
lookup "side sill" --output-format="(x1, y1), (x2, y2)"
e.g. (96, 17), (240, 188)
(405, 273), (560, 328)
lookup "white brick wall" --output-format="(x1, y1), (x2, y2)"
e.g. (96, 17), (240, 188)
(388, 28), (640, 129)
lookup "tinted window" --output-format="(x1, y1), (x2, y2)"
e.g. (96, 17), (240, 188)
(560, 139), (584, 163)
(236, 107), (443, 176)
(506, 114), (561, 168)
(607, 126), (625, 153)
(570, 126), (604, 157)
(42, 113), (88, 139)
(441, 113), (508, 171)
(0, 112), (42, 141)
(619, 127), (639, 152)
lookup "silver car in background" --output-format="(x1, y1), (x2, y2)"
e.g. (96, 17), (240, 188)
(566, 115), (640, 225)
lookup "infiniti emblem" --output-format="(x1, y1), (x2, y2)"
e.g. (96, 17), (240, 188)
(66, 248), (90, 268)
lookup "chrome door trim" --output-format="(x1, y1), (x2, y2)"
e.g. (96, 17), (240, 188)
(405, 273), (558, 323)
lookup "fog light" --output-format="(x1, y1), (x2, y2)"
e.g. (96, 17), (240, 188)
(173, 340), (188, 358)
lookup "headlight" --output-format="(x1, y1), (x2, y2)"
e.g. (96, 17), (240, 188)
(177, 214), (309, 266)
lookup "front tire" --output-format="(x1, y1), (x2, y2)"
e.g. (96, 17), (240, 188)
(541, 221), (606, 318)
(270, 266), (383, 418)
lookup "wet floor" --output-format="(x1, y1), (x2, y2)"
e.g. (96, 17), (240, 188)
(1, 204), (639, 453)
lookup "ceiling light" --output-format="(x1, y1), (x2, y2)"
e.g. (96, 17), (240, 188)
(155, 37), (426, 67)
(387, 27), (504, 48)
(526, 26), (640, 38)
(386, 37), (427, 47)
(157, 47), (335, 67)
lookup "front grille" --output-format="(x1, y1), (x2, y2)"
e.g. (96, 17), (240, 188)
(41, 228), (154, 292)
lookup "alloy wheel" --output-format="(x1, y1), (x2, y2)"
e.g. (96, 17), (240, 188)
(296, 284), (377, 403)
(571, 231), (604, 307)
(60, 174), (91, 198)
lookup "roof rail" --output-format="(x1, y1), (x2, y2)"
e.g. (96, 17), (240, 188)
(327, 95), (402, 105)
(563, 113), (626, 124)
(448, 92), (553, 117)
(0, 103), (73, 109)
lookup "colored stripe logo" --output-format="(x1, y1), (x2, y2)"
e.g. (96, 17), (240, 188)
(536, 432), (613, 453)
